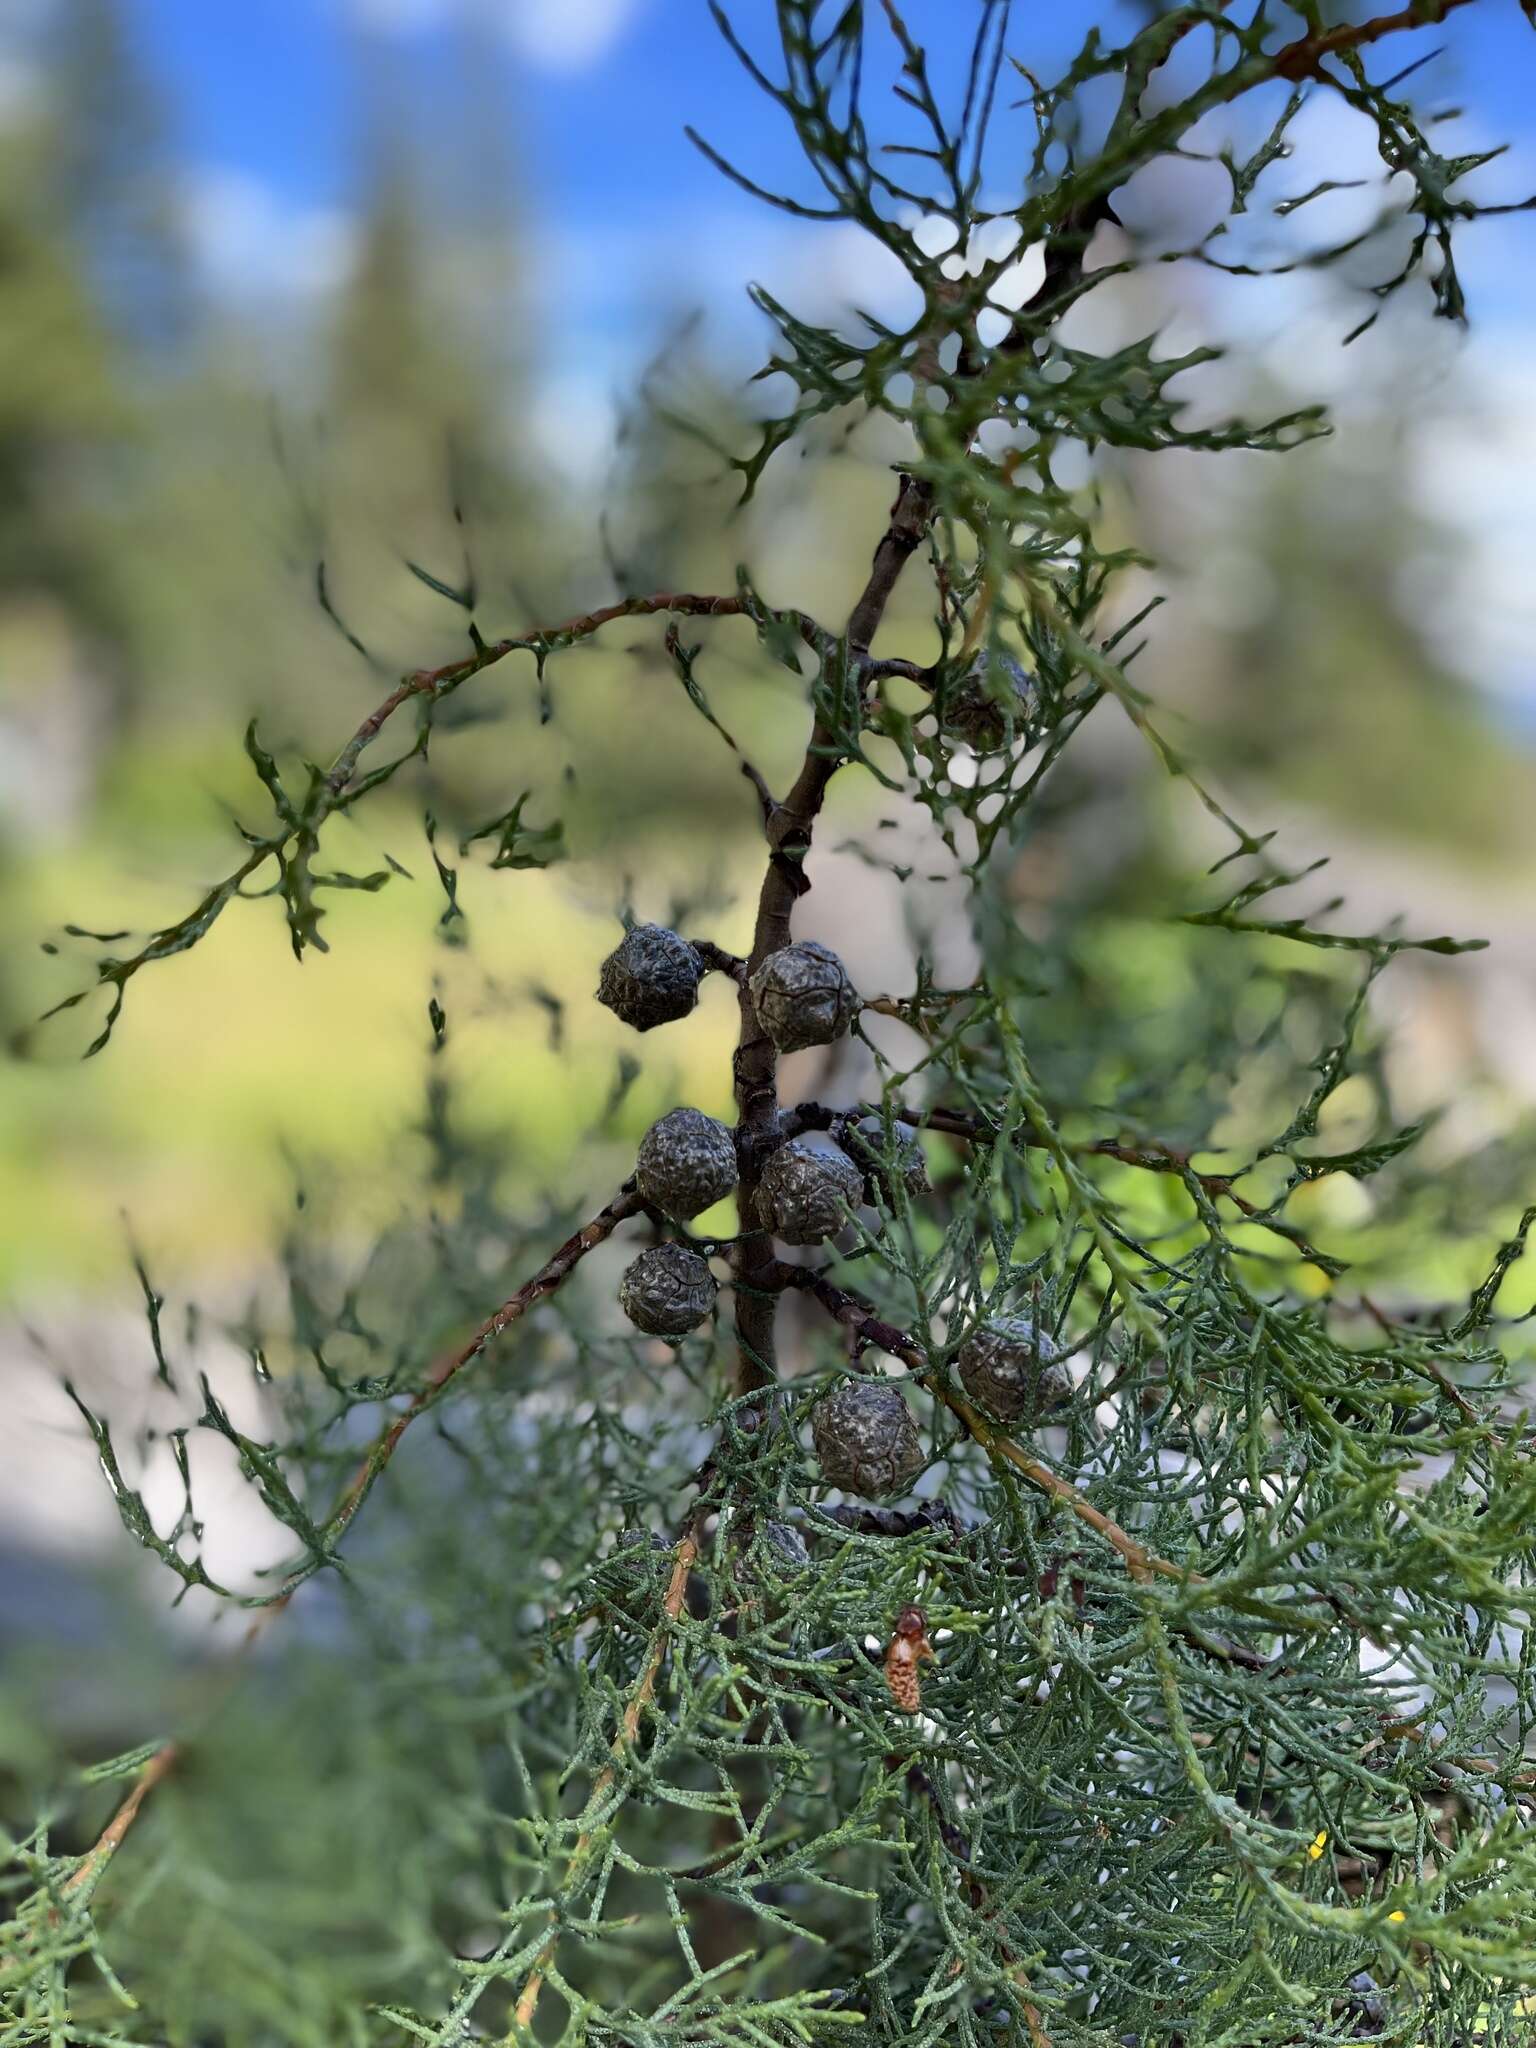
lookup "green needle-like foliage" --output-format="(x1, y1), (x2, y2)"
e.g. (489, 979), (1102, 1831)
(8, 6), (1536, 2046)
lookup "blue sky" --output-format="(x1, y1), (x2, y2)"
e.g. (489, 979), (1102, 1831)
(118, 2), (1536, 206)
(118, 1), (1536, 323)
(25, 1), (1536, 704)
(110, 5), (1536, 384)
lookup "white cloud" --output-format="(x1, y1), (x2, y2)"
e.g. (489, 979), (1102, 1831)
(539, 208), (921, 343)
(182, 171), (357, 304)
(344, 0), (646, 72)
(504, 0), (643, 70)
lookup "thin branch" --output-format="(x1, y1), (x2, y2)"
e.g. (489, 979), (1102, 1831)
(864, 654), (935, 686)
(914, 1105), (1338, 1271)
(59, 1743), (180, 1904)
(326, 592), (817, 797)
(689, 940), (749, 985)
(510, 1519), (701, 2035)
(65, 1187), (645, 1890)
(845, 475), (936, 657)
(321, 1187), (645, 1547)
(1272, 0), (1475, 82)
(861, 990), (975, 1029)
(917, 1104), (1244, 1199)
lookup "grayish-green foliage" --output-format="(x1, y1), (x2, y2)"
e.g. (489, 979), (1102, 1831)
(8, 5), (1536, 2046)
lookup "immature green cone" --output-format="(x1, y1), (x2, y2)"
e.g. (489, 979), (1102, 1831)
(597, 924), (703, 1031)
(619, 1242), (717, 1336)
(634, 1107), (738, 1221)
(756, 1138), (862, 1246)
(957, 1314), (1071, 1423)
(749, 940), (859, 1053)
(812, 1380), (924, 1498)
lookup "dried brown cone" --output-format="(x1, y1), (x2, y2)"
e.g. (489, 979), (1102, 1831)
(956, 1314), (1071, 1424)
(597, 924), (704, 1031)
(756, 1138), (863, 1246)
(811, 1379), (924, 1499)
(749, 941), (860, 1054)
(618, 1243), (717, 1337)
(634, 1108), (738, 1221)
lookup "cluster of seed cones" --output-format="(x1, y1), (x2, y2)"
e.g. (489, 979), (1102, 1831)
(595, 921), (1068, 1497)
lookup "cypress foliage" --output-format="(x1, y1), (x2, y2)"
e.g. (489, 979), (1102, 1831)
(9, 7), (1536, 2045)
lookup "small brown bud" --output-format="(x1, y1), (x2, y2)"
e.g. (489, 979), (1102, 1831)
(883, 1603), (936, 1713)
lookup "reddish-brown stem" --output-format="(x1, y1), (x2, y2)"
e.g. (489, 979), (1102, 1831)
(326, 591), (800, 796)
(59, 1743), (180, 1902)
(321, 1187), (644, 1545)
(911, 1106), (1340, 1270)
(1273, 0), (1474, 81)
(914, 1104), (1242, 1195)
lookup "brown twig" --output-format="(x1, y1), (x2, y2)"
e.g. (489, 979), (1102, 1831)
(510, 1522), (701, 2035)
(59, 1743), (180, 1903)
(325, 591), (798, 797)
(1272, 0), (1474, 81)
(943, 1385), (1213, 1596)
(864, 655), (935, 687)
(689, 940), (749, 985)
(321, 1186), (645, 1546)
(861, 990), (976, 1028)
(1355, 1295), (1482, 1425)
(806, 1094), (1278, 1243)
(910, 1106), (1342, 1269)
(915, 1105), (1244, 1201)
